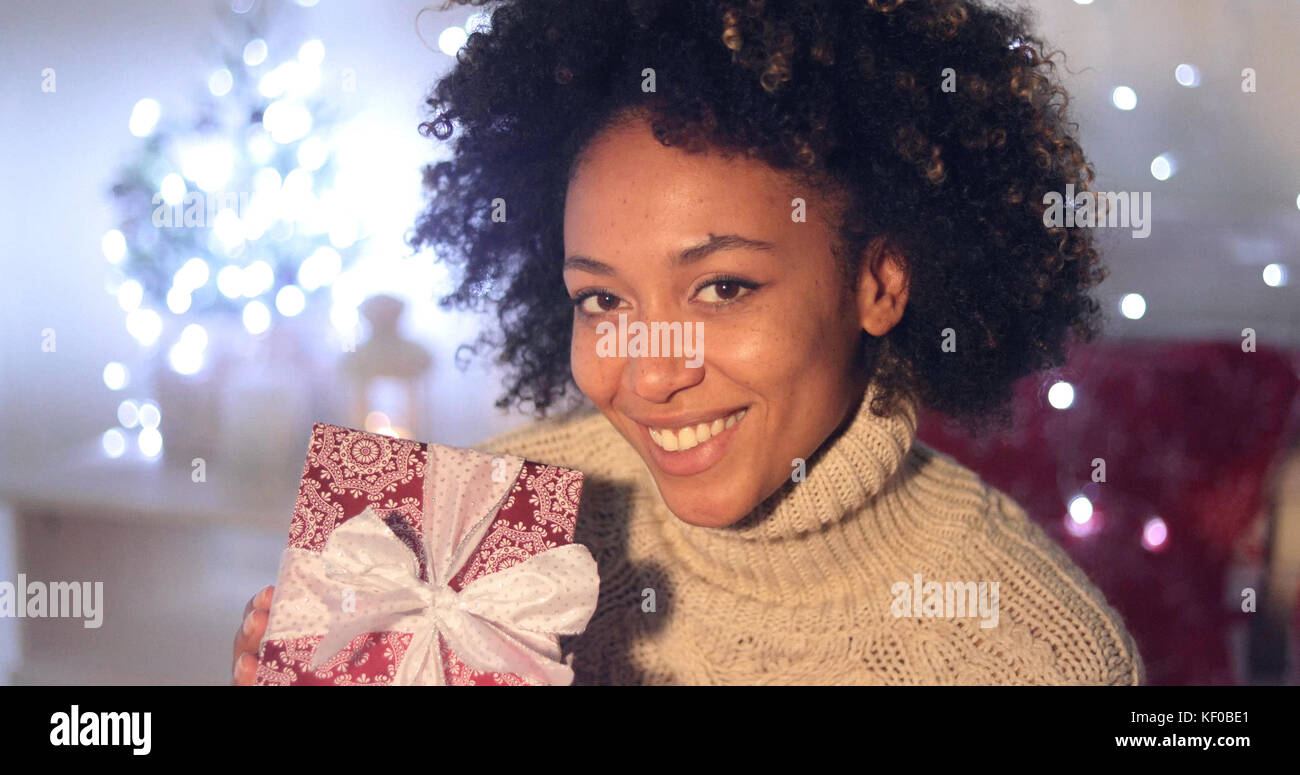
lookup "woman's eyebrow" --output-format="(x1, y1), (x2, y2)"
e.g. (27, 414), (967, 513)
(564, 233), (777, 274)
(677, 233), (776, 265)
(562, 255), (616, 275)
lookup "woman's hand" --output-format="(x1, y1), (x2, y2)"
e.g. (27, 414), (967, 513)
(231, 585), (274, 685)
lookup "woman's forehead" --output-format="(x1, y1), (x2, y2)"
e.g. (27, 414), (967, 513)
(564, 121), (831, 240)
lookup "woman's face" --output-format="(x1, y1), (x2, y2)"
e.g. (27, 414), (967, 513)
(563, 116), (905, 527)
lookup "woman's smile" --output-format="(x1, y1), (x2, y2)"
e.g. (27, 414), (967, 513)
(634, 406), (748, 477)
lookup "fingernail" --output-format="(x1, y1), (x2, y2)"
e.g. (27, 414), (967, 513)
(243, 610), (255, 635)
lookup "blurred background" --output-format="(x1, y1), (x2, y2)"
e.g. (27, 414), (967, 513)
(0, 0), (1296, 685)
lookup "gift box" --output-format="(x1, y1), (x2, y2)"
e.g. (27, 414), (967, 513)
(254, 422), (598, 685)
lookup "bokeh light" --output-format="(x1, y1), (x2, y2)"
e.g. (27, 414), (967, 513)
(243, 39), (268, 67)
(242, 300), (271, 334)
(1174, 63), (1201, 87)
(276, 284), (307, 316)
(117, 399), (140, 428)
(101, 229), (127, 263)
(1142, 517), (1169, 552)
(1047, 380), (1075, 410)
(1150, 153), (1175, 181)
(102, 428), (127, 458)
(1110, 86), (1137, 111)
(208, 68), (233, 96)
(128, 98), (161, 137)
(102, 362), (129, 391)
(1120, 292), (1147, 320)
(138, 427), (163, 458)
(438, 26), (468, 56)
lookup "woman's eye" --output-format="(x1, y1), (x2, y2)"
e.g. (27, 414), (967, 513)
(576, 291), (625, 314)
(695, 279), (752, 304)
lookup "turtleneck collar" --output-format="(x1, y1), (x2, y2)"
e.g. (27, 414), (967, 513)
(644, 381), (919, 542)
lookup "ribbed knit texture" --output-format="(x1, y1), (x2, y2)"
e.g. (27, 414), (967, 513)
(474, 385), (1144, 685)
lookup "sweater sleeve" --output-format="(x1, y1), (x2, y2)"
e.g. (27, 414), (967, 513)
(982, 486), (1145, 686)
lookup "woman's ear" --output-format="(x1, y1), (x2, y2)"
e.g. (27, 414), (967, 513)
(855, 236), (910, 336)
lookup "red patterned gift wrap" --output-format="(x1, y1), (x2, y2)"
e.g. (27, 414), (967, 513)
(254, 422), (599, 686)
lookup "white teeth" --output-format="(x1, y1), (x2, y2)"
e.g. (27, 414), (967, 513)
(661, 430), (678, 451)
(648, 409), (746, 452)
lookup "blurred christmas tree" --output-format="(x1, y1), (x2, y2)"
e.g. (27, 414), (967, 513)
(104, 0), (362, 372)
(99, 0), (366, 462)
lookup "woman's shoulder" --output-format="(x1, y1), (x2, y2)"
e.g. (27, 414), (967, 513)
(899, 440), (1145, 685)
(470, 406), (647, 483)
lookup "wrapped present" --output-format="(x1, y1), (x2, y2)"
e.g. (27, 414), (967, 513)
(254, 422), (598, 686)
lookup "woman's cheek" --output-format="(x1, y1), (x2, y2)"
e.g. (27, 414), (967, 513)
(569, 322), (612, 404)
(718, 313), (804, 382)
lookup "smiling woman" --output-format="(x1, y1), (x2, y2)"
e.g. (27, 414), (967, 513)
(404, 0), (1142, 685)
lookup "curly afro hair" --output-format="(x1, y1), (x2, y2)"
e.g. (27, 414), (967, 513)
(410, 0), (1108, 432)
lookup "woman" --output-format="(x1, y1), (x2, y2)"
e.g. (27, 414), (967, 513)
(234, 0), (1142, 685)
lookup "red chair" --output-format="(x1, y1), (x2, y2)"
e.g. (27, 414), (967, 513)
(916, 340), (1300, 685)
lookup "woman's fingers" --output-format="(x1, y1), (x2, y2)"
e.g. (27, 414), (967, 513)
(233, 586), (273, 655)
(231, 585), (275, 685)
(232, 651), (259, 686)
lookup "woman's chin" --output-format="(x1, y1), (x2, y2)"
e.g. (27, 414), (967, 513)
(653, 481), (755, 528)
(663, 503), (743, 528)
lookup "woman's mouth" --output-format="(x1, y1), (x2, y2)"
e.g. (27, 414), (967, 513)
(647, 408), (746, 451)
(635, 408), (748, 477)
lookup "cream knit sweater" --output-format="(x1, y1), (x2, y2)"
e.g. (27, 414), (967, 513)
(474, 385), (1144, 685)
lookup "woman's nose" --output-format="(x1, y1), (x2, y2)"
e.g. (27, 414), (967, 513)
(621, 321), (707, 403)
